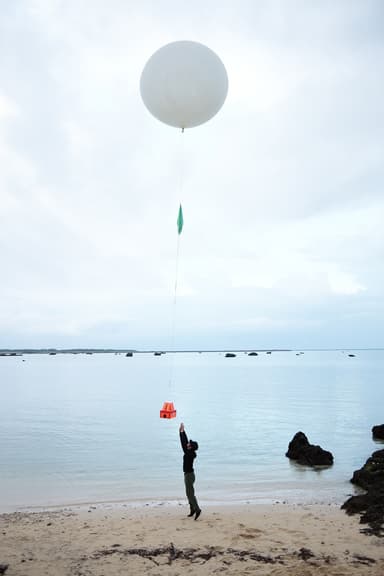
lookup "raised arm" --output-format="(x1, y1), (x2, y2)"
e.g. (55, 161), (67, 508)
(179, 422), (188, 453)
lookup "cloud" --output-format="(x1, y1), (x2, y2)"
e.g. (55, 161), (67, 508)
(0, 0), (383, 348)
(0, 93), (19, 120)
(327, 268), (366, 296)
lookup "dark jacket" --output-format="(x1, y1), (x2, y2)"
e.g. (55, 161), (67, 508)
(180, 430), (196, 473)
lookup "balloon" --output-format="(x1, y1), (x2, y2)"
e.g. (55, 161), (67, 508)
(140, 41), (228, 129)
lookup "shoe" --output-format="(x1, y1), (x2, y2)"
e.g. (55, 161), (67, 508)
(187, 510), (195, 517)
(194, 509), (201, 520)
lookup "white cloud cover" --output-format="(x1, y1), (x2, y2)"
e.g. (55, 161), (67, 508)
(0, 0), (383, 349)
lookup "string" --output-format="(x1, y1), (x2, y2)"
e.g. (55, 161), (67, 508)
(168, 128), (185, 391)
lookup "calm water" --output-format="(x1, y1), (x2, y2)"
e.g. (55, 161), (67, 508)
(0, 350), (383, 512)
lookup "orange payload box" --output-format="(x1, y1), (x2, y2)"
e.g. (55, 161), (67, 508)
(160, 401), (177, 419)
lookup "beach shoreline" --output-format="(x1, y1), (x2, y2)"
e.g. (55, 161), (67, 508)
(0, 474), (358, 514)
(1, 501), (382, 575)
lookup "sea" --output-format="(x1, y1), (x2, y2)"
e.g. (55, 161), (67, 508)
(0, 349), (383, 512)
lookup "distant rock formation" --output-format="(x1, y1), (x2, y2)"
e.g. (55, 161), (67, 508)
(372, 425), (384, 440)
(248, 352), (258, 356)
(285, 431), (334, 466)
(225, 353), (236, 358)
(125, 352), (133, 357)
(341, 449), (384, 537)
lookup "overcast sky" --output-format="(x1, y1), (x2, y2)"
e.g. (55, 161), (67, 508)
(0, 0), (383, 350)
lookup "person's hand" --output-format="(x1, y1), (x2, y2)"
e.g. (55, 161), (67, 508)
(179, 422), (184, 432)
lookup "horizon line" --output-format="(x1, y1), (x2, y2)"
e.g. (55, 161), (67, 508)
(1, 347), (383, 354)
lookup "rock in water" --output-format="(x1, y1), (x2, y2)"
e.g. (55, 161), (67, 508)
(372, 424), (384, 440)
(341, 449), (384, 537)
(285, 431), (334, 466)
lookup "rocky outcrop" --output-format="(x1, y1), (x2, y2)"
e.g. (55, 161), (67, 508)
(341, 449), (384, 537)
(372, 425), (384, 440)
(225, 353), (236, 358)
(285, 431), (334, 466)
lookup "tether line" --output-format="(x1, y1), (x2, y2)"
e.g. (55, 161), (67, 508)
(168, 129), (185, 390)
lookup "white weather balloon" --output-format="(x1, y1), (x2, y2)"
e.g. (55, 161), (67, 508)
(140, 41), (228, 129)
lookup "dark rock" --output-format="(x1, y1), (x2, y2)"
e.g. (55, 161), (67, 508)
(372, 425), (384, 440)
(286, 431), (334, 466)
(248, 352), (258, 356)
(125, 352), (133, 357)
(348, 354), (356, 357)
(341, 449), (384, 537)
(225, 353), (236, 358)
(350, 450), (384, 490)
(0, 565), (8, 575)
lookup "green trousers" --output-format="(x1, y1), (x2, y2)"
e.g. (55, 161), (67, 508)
(184, 472), (200, 512)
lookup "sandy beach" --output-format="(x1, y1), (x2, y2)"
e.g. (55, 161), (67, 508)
(0, 502), (383, 575)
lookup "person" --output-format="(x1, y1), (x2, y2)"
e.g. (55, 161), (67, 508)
(179, 422), (201, 520)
